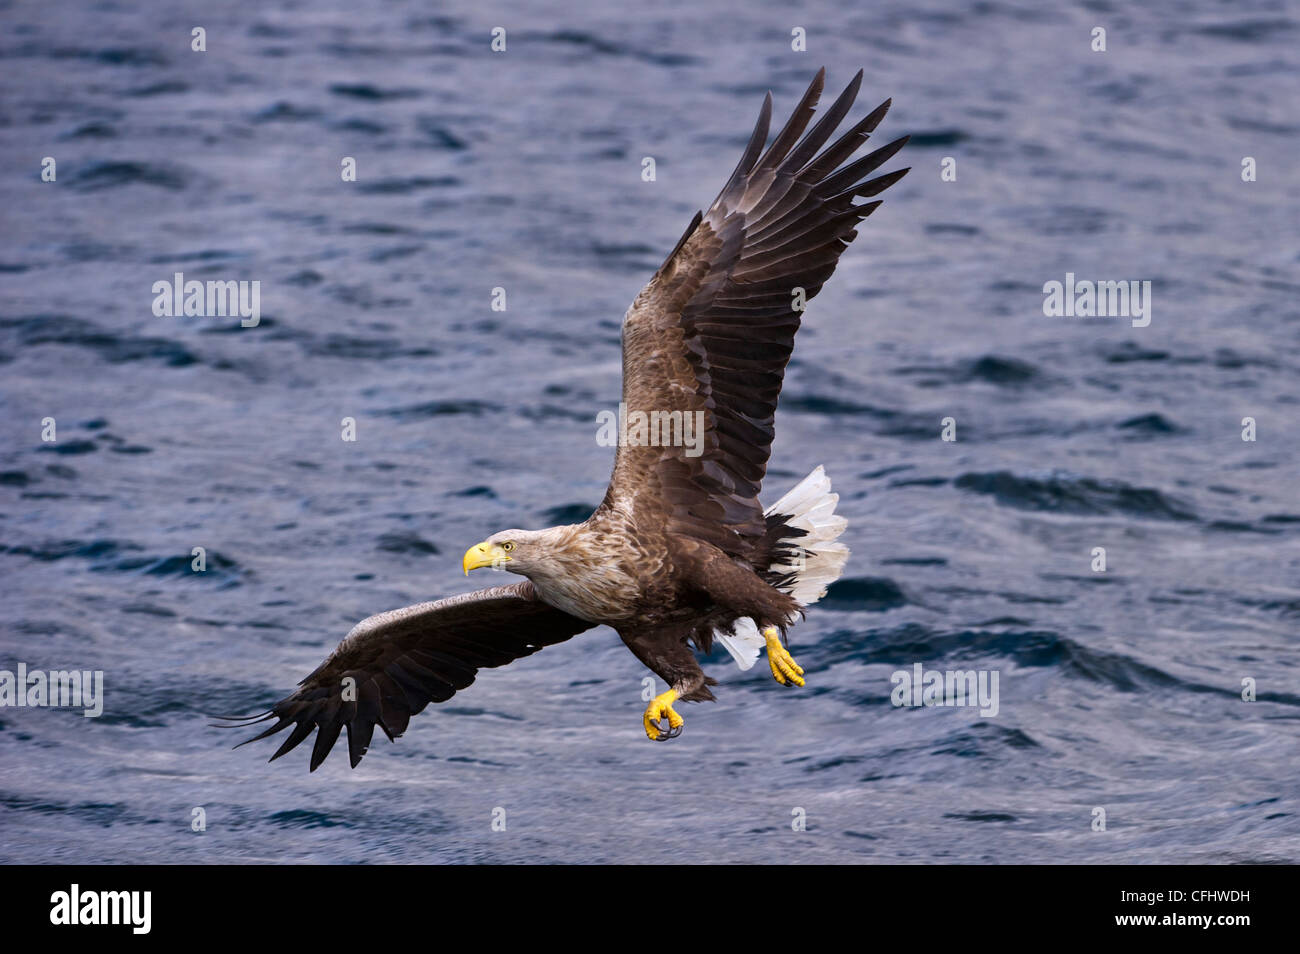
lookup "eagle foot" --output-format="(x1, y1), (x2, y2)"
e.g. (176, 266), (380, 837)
(643, 689), (685, 741)
(763, 627), (805, 687)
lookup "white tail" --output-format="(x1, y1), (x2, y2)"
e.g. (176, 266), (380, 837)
(717, 466), (850, 670)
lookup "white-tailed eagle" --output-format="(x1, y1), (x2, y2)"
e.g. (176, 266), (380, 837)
(222, 68), (909, 769)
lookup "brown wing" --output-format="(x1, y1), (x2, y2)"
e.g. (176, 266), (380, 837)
(602, 68), (909, 559)
(221, 581), (594, 770)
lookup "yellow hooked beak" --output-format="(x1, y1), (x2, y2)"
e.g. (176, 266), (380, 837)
(462, 541), (506, 575)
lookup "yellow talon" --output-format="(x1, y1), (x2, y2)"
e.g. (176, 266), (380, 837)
(643, 689), (684, 741)
(763, 627), (805, 687)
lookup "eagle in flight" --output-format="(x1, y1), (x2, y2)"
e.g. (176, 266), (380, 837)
(225, 68), (909, 769)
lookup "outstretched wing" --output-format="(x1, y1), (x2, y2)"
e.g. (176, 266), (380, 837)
(602, 68), (909, 559)
(221, 581), (594, 770)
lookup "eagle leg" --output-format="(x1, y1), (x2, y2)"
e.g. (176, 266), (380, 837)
(763, 626), (805, 688)
(644, 689), (685, 742)
(619, 620), (715, 741)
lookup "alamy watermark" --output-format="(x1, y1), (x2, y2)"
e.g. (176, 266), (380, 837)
(1042, 272), (1151, 327)
(891, 663), (999, 717)
(152, 271), (260, 327)
(596, 403), (706, 457)
(50, 884), (150, 934)
(0, 663), (103, 717)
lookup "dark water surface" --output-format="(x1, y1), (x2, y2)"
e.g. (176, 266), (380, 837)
(2, 0), (1298, 863)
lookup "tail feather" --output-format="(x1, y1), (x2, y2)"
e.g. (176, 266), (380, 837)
(717, 466), (850, 670)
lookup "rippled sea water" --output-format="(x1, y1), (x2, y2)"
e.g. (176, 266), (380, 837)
(1, 0), (1298, 864)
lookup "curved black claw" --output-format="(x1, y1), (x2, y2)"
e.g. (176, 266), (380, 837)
(650, 722), (683, 742)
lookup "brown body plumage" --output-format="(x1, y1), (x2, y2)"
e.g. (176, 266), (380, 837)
(222, 68), (909, 769)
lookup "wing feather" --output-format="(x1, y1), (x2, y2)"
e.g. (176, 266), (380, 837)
(601, 71), (908, 559)
(219, 581), (593, 770)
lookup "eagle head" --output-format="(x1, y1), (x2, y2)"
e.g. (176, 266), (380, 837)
(462, 528), (563, 577)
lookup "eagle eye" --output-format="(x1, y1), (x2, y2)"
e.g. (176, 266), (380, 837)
(502, 541), (516, 552)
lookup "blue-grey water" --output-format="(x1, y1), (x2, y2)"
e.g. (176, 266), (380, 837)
(2, 0), (1298, 864)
